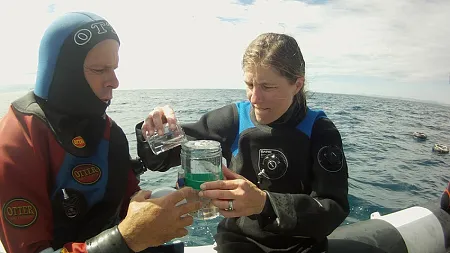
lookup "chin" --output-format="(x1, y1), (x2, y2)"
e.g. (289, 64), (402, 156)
(102, 99), (112, 105)
(255, 116), (273, 125)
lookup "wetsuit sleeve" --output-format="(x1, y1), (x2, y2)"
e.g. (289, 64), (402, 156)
(258, 118), (350, 239)
(135, 104), (239, 172)
(0, 108), (56, 253)
(0, 108), (132, 253)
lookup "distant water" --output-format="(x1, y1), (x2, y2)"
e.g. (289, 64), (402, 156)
(1, 89), (449, 246)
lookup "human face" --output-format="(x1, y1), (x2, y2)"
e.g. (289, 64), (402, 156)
(84, 39), (119, 103)
(244, 65), (303, 124)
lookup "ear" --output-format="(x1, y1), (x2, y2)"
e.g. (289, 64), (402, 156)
(294, 76), (304, 94)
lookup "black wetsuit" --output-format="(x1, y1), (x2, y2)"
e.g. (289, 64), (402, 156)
(136, 100), (350, 253)
(441, 182), (450, 213)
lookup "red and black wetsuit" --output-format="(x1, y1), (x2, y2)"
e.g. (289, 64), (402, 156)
(0, 94), (139, 252)
(0, 12), (140, 253)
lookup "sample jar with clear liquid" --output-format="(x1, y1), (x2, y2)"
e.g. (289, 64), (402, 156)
(146, 123), (187, 155)
(181, 140), (223, 220)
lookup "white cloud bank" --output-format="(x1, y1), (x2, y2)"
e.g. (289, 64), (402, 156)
(0, 0), (449, 104)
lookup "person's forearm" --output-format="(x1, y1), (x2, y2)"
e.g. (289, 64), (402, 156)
(258, 191), (348, 239)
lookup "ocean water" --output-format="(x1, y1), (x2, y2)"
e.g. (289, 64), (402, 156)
(0, 89), (449, 247)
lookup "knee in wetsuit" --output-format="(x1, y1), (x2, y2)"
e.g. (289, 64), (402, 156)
(440, 183), (449, 213)
(140, 242), (184, 253)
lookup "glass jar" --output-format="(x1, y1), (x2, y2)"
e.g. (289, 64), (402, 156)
(181, 140), (223, 220)
(146, 123), (187, 155)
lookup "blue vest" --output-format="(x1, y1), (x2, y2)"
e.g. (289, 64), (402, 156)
(230, 101), (327, 156)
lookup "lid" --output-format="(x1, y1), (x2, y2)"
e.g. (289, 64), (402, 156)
(181, 140), (221, 157)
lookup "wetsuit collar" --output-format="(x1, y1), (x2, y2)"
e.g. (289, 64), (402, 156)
(268, 99), (306, 128)
(249, 99), (307, 132)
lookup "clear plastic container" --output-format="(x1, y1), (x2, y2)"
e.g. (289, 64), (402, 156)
(181, 140), (223, 220)
(146, 123), (187, 155)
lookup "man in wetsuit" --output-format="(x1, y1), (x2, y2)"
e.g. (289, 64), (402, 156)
(0, 12), (200, 253)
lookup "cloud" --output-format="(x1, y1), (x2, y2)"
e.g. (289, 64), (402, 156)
(0, 1), (55, 83)
(237, 0), (256, 6)
(0, 0), (448, 104)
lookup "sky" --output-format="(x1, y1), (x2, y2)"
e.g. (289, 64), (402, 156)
(0, 0), (449, 104)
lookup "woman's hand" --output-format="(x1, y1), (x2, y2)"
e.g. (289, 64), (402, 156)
(199, 166), (267, 218)
(141, 105), (178, 138)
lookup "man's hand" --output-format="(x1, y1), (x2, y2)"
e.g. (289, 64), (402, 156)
(118, 187), (201, 252)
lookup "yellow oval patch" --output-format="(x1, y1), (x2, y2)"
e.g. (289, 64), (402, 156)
(72, 164), (102, 185)
(2, 198), (38, 228)
(72, 136), (86, 148)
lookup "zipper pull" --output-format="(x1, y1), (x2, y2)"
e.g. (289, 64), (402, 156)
(257, 169), (265, 184)
(62, 189), (69, 200)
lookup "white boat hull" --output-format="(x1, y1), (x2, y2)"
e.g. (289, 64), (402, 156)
(1, 199), (449, 253)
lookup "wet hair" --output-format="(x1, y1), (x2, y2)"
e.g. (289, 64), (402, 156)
(242, 32), (306, 108)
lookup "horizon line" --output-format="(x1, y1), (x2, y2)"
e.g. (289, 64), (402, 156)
(0, 87), (448, 106)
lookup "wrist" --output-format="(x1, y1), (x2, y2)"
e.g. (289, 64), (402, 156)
(256, 190), (267, 214)
(118, 221), (135, 252)
(256, 191), (277, 228)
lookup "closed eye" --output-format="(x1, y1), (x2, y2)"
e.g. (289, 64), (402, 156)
(262, 85), (276, 90)
(91, 69), (105, 74)
(85, 65), (118, 74)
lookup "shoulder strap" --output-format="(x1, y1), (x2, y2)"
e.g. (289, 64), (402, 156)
(231, 101), (255, 156)
(295, 107), (327, 139)
(11, 91), (47, 123)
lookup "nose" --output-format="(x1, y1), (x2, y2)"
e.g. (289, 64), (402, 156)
(106, 70), (119, 89)
(249, 85), (263, 104)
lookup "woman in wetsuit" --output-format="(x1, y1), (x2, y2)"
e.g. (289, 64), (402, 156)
(137, 32), (350, 253)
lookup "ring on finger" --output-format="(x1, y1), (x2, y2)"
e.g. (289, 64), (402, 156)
(225, 200), (234, 211)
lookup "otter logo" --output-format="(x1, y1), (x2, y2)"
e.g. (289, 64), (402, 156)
(72, 136), (86, 148)
(258, 149), (289, 180)
(2, 198), (38, 228)
(72, 164), (102, 185)
(74, 29), (92, 46)
(317, 145), (344, 173)
(73, 21), (116, 45)
(91, 21), (116, 34)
